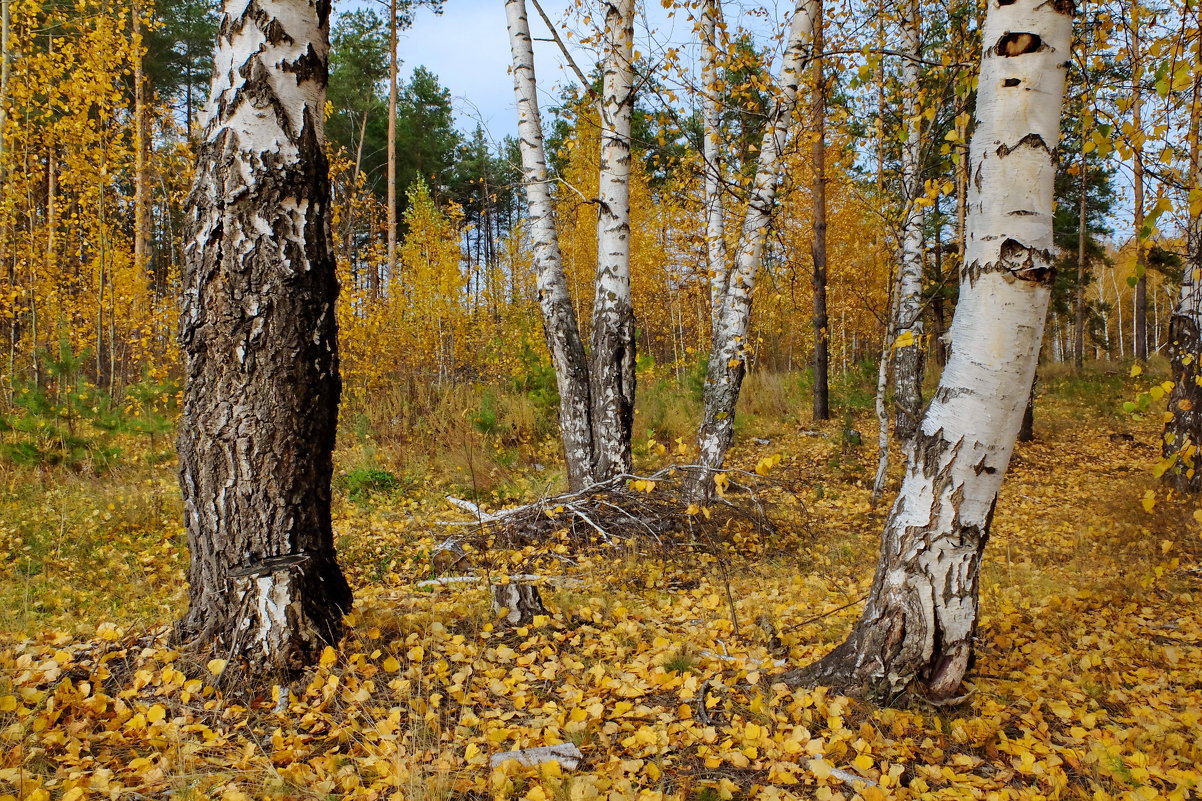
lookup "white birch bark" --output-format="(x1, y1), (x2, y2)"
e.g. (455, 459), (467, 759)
(784, 0), (1072, 700)
(893, 0), (926, 442)
(589, 0), (636, 480)
(1163, 63), (1202, 493)
(701, 0), (729, 345)
(505, 0), (596, 490)
(689, 0), (818, 500)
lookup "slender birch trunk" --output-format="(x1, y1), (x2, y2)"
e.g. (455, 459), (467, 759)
(386, 0), (398, 294)
(505, 0), (596, 490)
(176, 0), (353, 676)
(1163, 58), (1202, 493)
(1130, 5), (1148, 362)
(689, 0), (818, 500)
(893, 0), (926, 442)
(784, 0), (1071, 700)
(701, 0), (729, 347)
(1074, 139), (1087, 371)
(132, 1), (151, 282)
(589, 0), (637, 480)
(810, 0), (830, 421)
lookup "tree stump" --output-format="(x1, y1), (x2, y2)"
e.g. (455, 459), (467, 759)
(492, 582), (547, 626)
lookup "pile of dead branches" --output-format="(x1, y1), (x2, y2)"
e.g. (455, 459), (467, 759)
(436, 465), (797, 554)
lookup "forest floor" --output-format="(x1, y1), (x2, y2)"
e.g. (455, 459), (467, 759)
(0, 366), (1199, 801)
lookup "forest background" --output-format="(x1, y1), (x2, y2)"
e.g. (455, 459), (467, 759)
(0, 0), (1200, 798)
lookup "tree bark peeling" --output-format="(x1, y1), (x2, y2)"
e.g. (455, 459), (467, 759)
(782, 0), (1072, 701)
(176, 0), (352, 678)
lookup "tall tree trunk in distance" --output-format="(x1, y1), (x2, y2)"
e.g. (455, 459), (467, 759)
(176, 0), (353, 677)
(1074, 140), (1087, 371)
(505, 0), (596, 491)
(1131, 7), (1147, 362)
(689, 0), (818, 501)
(0, 0), (9, 198)
(701, 0), (728, 347)
(1163, 57), (1201, 493)
(386, 0), (398, 295)
(810, 0), (830, 422)
(893, 0), (926, 442)
(871, 7), (894, 507)
(783, 0), (1071, 700)
(590, 0), (636, 481)
(132, 1), (151, 283)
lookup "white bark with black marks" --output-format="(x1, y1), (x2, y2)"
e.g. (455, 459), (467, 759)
(590, 0), (637, 481)
(506, 0), (596, 490)
(1163, 64), (1201, 493)
(176, 0), (352, 677)
(783, 0), (1071, 700)
(701, 0), (729, 346)
(690, 0), (818, 500)
(893, 0), (926, 443)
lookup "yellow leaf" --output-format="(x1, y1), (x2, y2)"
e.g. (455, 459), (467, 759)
(319, 646), (338, 668)
(0, 695), (17, 712)
(1130, 364), (1143, 377)
(892, 330), (916, 350)
(147, 703), (166, 723)
(206, 659), (227, 676)
(1141, 490), (1157, 513)
(408, 646), (425, 661)
(809, 757), (833, 780)
(382, 656), (400, 672)
(853, 753), (874, 771)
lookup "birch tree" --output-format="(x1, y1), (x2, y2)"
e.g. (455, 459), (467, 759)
(783, 0), (1072, 699)
(689, 0), (818, 500)
(589, 0), (637, 479)
(505, 0), (596, 490)
(176, 0), (353, 675)
(1163, 45), (1201, 493)
(701, 0), (729, 346)
(893, 0), (926, 442)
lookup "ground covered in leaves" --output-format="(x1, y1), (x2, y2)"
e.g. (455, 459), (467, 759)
(1, 373), (1200, 801)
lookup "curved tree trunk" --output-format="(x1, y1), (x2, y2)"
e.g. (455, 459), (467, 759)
(590, 0), (637, 481)
(783, 0), (1071, 701)
(176, 0), (353, 677)
(505, 0), (596, 490)
(689, 0), (818, 501)
(893, 0), (926, 443)
(1163, 63), (1201, 493)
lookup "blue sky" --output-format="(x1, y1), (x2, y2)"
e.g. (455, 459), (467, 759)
(366, 0), (788, 144)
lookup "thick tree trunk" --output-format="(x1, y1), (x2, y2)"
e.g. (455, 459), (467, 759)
(505, 0), (596, 490)
(783, 0), (1071, 701)
(893, 0), (925, 443)
(1163, 67), (1201, 493)
(589, 0), (637, 481)
(690, 0), (818, 501)
(701, 0), (729, 347)
(810, 0), (830, 422)
(176, 0), (353, 677)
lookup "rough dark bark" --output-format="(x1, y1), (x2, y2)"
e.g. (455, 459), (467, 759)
(1017, 379), (1036, 443)
(492, 583), (548, 627)
(175, 0), (352, 678)
(810, 0), (830, 422)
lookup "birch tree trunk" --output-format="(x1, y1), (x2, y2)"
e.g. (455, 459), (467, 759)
(1163, 64), (1201, 493)
(1130, 7), (1148, 362)
(132, 1), (151, 282)
(386, 0), (399, 295)
(176, 0), (353, 677)
(783, 0), (1071, 700)
(810, 0), (830, 422)
(701, 0), (729, 346)
(893, 0), (926, 443)
(505, 0), (596, 491)
(590, 0), (637, 480)
(689, 0), (818, 500)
